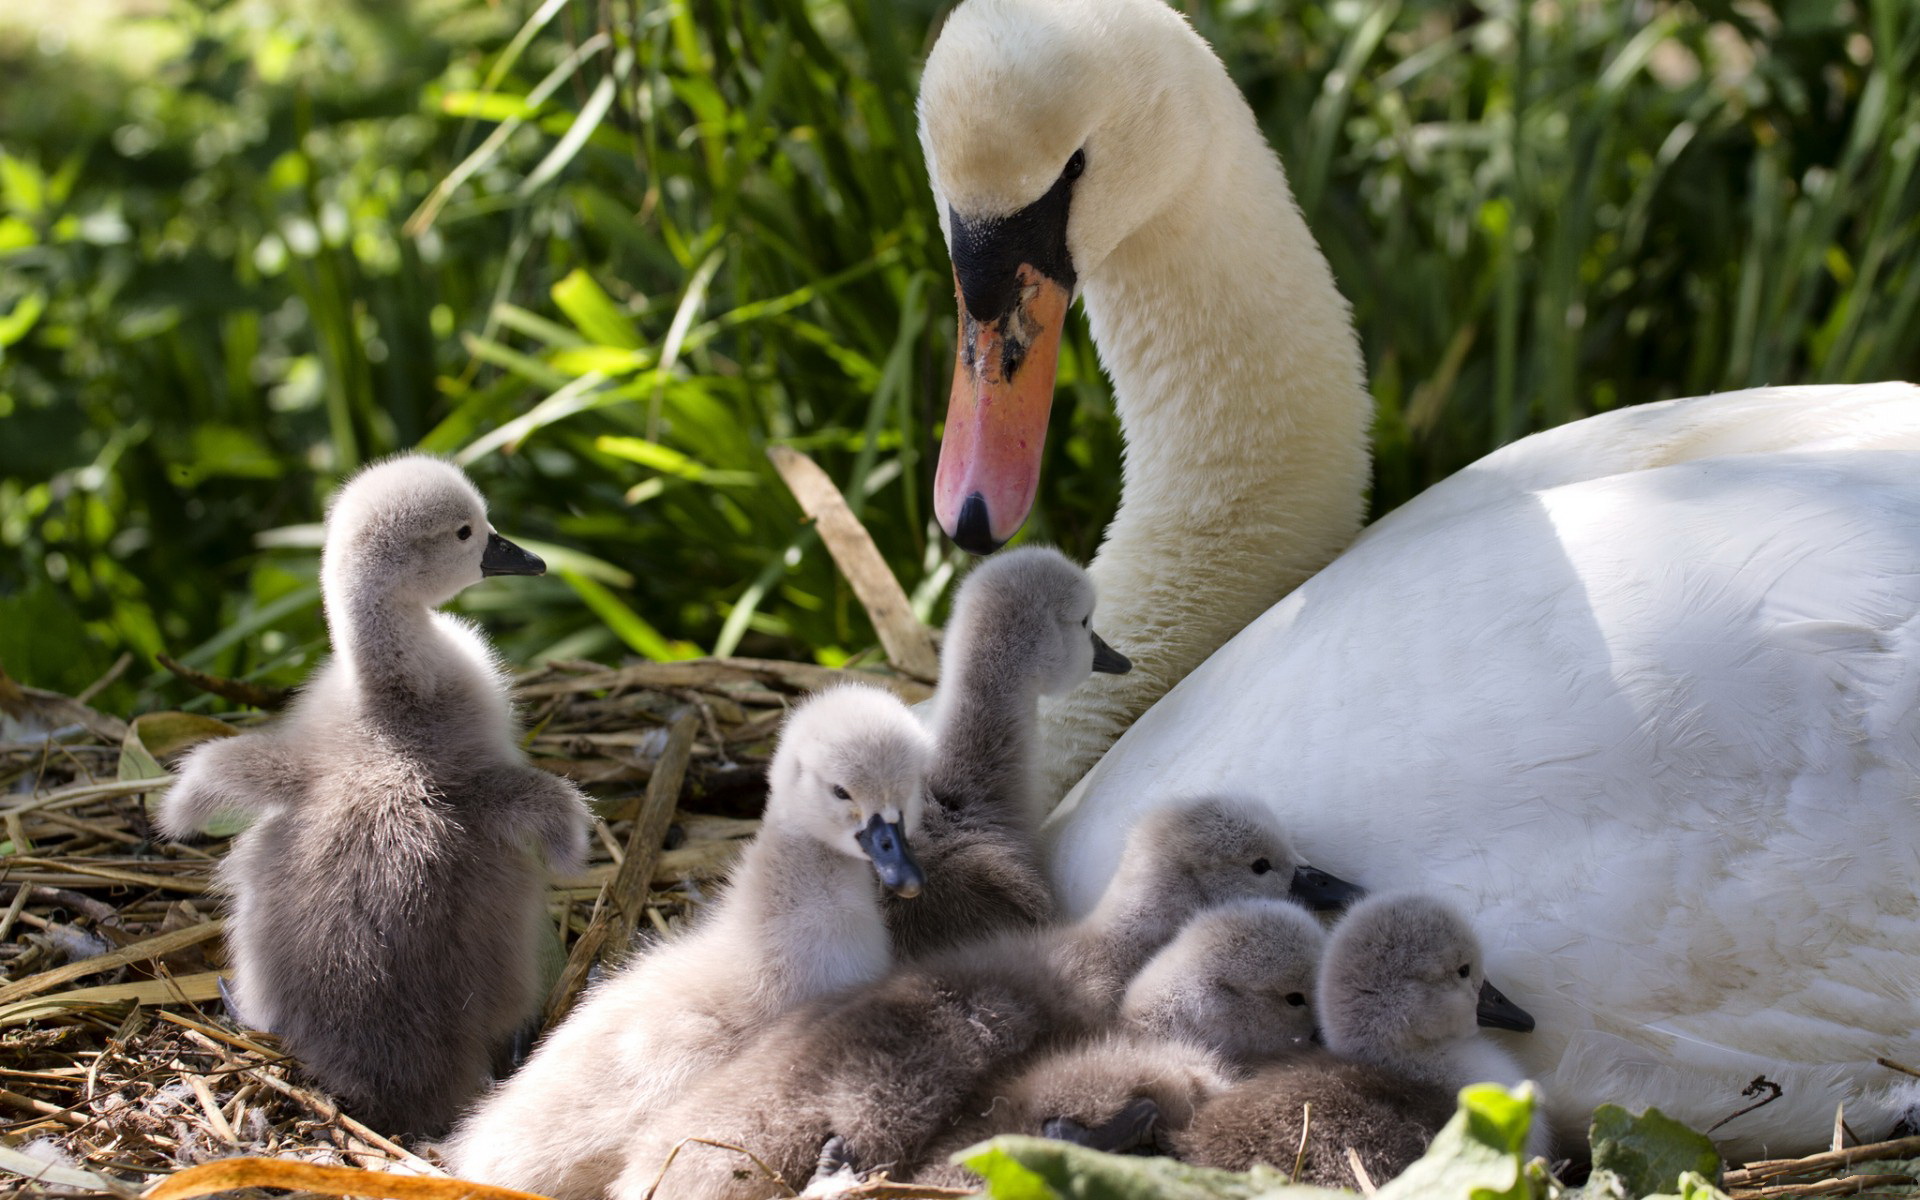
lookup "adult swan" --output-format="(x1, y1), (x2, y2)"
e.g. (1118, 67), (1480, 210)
(919, 0), (1920, 1155)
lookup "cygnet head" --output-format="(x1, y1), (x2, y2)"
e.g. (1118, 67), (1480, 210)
(917, 0), (1230, 549)
(943, 546), (1131, 697)
(767, 684), (935, 898)
(1122, 898), (1327, 1061)
(1121, 797), (1364, 917)
(322, 455), (544, 610)
(1124, 798), (1301, 912)
(1317, 892), (1490, 1061)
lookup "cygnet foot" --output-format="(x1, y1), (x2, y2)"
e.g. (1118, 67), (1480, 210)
(1041, 1097), (1163, 1155)
(801, 1135), (864, 1198)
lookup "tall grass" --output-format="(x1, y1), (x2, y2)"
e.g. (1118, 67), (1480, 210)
(1, 0), (1916, 710)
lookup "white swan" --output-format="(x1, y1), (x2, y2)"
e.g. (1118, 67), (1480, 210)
(918, 0), (1920, 1155)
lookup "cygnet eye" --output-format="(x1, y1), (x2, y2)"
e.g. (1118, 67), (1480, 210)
(831, 784), (852, 801)
(457, 525), (473, 541)
(1062, 148), (1086, 181)
(1457, 963), (1471, 979)
(1251, 857), (1272, 875)
(1081, 615), (1090, 629)
(1285, 992), (1307, 1007)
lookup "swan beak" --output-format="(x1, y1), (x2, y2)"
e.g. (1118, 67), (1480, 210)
(1090, 631), (1132, 675)
(1476, 979), (1536, 1032)
(935, 266), (1072, 555)
(855, 813), (925, 899)
(481, 532), (546, 577)
(1289, 863), (1366, 911)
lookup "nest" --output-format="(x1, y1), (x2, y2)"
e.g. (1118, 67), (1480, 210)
(0, 655), (930, 1198)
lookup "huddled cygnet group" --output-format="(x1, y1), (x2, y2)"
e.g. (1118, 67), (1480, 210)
(161, 455), (1546, 1196)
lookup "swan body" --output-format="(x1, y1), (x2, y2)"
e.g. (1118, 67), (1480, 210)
(159, 455), (587, 1136)
(920, 0), (1920, 1155)
(443, 684), (933, 1199)
(1051, 426), (1920, 1152)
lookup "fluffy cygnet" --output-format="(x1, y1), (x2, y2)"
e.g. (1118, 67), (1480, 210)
(889, 545), (1130, 958)
(908, 898), (1330, 1185)
(158, 455), (588, 1136)
(1121, 896), (1327, 1064)
(441, 683), (933, 1200)
(610, 796), (1306, 1200)
(1319, 893), (1529, 1089)
(1178, 891), (1547, 1185)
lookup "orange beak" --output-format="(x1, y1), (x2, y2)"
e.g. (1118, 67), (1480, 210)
(934, 264), (1072, 553)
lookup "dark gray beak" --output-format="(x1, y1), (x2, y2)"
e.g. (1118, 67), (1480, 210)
(481, 531), (546, 577)
(855, 813), (925, 899)
(1289, 863), (1366, 912)
(1090, 631), (1131, 675)
(1477, 979), (1535, 1032)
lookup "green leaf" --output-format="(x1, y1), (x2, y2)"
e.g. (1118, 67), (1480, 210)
(1588, 1105), (1722, 1198)
(0, 215), (35, 255)
(1374, 1083), (1537, 1200)
(0, 290), (46, 347)
(556, 569), (698, 662)
(551, 268), (643, 350)
(595, 436), (758, 486)
(0, 151), (45, 215)
(1645, 1171), (1734, 1200)
(961, 1137), (1319, 1200)
(439, 90), (538, 122)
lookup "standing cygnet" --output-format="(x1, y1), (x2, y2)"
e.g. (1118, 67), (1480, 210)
(610, 796), (1334, 1200)
(158, 455), (590, 1136)
(889, 546), (1130, 958)
(1178, 891), (1547, 1185)
(441, 684), (933, 1200)
(908, 898), (1330, 1186)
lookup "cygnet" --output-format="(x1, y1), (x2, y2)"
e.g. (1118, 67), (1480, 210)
(159, 455), (589, 1136)
(441, 683), (933, 1200)
(1178, 891), (1547, 1185)
(889, 545), (1130, 958)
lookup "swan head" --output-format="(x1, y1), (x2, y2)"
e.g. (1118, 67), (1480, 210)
(1122, 897), (1327, 1060)
(918, 0), (1221, 551)
(943, 545), (1131, 698)
(322, 455), (544, 610)
(1317, 891), (1531, 1062)
(767, 683), (935, 898)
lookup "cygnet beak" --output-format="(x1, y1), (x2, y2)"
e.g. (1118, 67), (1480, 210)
(1090, 631), (1131, 675)
(1289, 863), (1366, 912)
(1476, 978), (1536, 1032)
(854, 813), (925, 899)
(481, 531), (546, 577)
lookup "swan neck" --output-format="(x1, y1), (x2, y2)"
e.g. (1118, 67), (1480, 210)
(1034, 104), (1374, 804)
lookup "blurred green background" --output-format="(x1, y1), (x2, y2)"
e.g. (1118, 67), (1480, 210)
(1, 0), (1916, 715)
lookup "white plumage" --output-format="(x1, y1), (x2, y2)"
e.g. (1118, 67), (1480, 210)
(1049, 388), (1920, 1154)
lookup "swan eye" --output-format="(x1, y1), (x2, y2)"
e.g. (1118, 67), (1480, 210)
(1062, 149), (1086, 181)
(1457, 964), (1471, 979)
(831, 784), (852, 801)
(1081, 615), (1090, 629)
(457, 525), (473, 541)
(1251, 857), (1272, 875)
(1285, 992), (1307, 1007)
